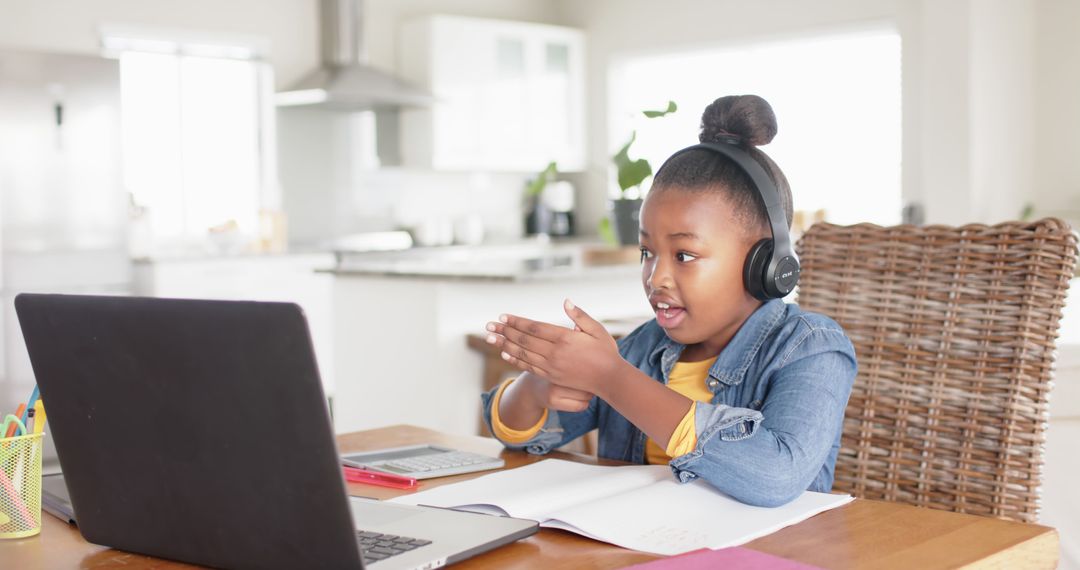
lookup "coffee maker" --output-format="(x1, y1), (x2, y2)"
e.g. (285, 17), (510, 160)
(526, 180), (575, 237)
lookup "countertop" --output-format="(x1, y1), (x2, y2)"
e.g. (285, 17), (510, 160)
(328, 240), (641, 282)
(131, 248), (335, 264)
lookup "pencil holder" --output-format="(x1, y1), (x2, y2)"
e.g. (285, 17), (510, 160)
(0, 432), (43, 539)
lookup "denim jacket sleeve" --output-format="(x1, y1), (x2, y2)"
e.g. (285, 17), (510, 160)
(668, 327), (856, 507)
(480, 376), (599, 455)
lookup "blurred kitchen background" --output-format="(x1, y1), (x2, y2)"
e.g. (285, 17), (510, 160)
(1, 0), (1078, 564)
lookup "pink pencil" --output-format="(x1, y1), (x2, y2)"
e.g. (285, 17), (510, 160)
(0, 466), (34, 529)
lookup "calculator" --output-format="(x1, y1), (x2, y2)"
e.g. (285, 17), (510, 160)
(340, 444), (505, 479)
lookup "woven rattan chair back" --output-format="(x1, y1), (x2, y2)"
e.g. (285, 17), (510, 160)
(795, 219), (1077, 522)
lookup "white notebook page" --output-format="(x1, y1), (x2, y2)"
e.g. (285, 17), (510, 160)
(390, 459), (852, 555)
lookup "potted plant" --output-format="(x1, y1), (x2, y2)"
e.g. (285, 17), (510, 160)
(602, 101), (677, 245)
(524, 161), (558, 236)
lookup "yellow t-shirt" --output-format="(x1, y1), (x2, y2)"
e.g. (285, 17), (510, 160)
(490, 357), (718, 464)
(643, 357), (716, 464)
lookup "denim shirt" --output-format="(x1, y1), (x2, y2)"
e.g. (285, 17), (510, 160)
(481, 299), (857, 507)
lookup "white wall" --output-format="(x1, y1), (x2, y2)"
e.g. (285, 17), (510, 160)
(276, 106), (531, 244)
(969, 0), (1035, 224)
(907, 0), (1036, 226)
(902, 0), (972, 226)
(1034, 0), (1080, 220)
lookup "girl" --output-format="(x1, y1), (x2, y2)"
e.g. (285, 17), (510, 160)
(481, 95), (856, 507)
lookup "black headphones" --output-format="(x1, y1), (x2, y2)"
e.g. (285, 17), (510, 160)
(666, 139), (800, 301)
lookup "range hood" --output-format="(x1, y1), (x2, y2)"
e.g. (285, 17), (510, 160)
(276, 0), (433, 110)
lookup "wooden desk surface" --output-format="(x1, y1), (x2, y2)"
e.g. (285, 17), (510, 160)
(1, 425), (1059, 569)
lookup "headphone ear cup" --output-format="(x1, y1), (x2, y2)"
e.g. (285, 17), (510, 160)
(743, 238), (774, 301)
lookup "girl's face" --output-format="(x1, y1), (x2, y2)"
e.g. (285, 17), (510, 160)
(638, 187), (764, 361)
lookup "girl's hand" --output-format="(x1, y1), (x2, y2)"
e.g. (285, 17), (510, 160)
(510, 372), (594, 413)
(486, 299), (628, 398)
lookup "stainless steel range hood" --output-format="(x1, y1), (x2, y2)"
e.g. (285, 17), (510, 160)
(276, 0), (432, 110)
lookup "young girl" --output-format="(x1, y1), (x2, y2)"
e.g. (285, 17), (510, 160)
(481, 95), (856, 507)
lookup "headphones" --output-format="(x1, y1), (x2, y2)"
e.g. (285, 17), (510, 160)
(666, 139), (800, 301)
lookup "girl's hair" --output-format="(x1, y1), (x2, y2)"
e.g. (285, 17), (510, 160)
(651, 95), (793, 233)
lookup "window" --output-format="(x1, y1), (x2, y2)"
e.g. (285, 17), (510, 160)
(610, 28), (901, 227)
(111, 34), (272, 247)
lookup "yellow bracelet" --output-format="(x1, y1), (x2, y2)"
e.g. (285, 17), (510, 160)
(490, 377), (548, 443)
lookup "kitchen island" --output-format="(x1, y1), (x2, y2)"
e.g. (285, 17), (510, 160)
(328, 241), (651, 435)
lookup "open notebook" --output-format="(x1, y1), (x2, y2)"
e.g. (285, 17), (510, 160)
(389, 459), (852, 556)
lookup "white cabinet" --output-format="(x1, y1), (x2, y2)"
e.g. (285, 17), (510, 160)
(132, 253), (337, 395)
(399, 15), (585, 172)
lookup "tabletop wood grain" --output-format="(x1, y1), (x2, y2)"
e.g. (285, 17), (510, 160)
(1, 424), (1059, 569)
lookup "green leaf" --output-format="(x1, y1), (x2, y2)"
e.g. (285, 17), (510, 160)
(617, 159), (652, 192)
(642, 100), (677, 118)
(525, 161), (558, 197)
(1019, 202), (1035, 221)
(612, 131), (637, 169)
(610, 102), (675, 196)
(612, 131), (651, 192)
(598, 217), (617, 246)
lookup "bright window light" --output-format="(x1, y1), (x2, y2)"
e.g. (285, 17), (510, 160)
(119, 47), (265, 246)
(610, 28), (902, 226)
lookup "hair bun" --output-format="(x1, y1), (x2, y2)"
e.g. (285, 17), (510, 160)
(699, 95), (777, 147)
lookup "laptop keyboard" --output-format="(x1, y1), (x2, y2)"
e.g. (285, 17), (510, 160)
(357, 530), (432, 564)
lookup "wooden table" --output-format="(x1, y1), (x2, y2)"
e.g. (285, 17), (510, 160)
(1, 425), (1059, 569)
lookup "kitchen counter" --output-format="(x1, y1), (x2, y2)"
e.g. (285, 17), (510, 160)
(131, 247), (337, 264)
(329, 240), (641, 282)
(327, 240), (651, 436)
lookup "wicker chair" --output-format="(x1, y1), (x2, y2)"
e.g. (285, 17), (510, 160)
(795, 218), (1077, 523)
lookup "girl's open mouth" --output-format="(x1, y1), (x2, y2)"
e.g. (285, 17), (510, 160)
(655, 302), (687, 329)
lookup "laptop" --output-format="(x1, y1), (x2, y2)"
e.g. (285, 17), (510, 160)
(15, 293), (537, 570)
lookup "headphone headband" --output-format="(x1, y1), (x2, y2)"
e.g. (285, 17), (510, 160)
(668, 141), (792, 255)
(664, 140), (800, 300)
